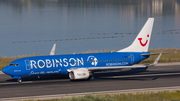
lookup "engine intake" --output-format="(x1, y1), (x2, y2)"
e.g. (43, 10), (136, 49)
(68, 68), (90, 80)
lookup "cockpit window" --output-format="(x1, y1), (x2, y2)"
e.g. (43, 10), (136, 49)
(9, 63), (19, 66)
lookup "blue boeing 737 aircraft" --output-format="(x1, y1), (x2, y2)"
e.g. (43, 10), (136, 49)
(3, 18), (162, 83)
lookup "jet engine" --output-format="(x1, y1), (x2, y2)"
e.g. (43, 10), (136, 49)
(68, 68), (90, 80)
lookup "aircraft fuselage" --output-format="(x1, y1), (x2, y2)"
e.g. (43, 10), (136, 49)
(2, 52), (149, 78)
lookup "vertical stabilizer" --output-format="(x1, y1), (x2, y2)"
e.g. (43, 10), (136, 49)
(118, 18), (154, 52)
(50, 44), (56, 55)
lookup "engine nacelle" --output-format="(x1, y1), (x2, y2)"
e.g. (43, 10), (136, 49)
(68, 68), (90, 80)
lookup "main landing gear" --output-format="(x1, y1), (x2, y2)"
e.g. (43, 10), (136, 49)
(88, 72), (95, 81)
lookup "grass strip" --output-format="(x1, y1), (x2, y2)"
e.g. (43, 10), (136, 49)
(0, 48), (179, 70)
(24, 90), (180, 101)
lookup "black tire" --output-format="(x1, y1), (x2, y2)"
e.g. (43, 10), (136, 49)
(87, 75), (95, 81)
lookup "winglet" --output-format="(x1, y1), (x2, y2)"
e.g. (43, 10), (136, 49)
(152, 53), (162, 66)
(50, 44), (56, 55)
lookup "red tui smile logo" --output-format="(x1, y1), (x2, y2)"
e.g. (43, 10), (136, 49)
(138, 34), (149, 47)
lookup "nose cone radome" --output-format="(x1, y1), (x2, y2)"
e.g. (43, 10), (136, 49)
(2, 67), (6, 73)
(2, 66), (11, 75)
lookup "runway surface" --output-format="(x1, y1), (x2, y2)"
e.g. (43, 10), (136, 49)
(0, 63), (180, 100)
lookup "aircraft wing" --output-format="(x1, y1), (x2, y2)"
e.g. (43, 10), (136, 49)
(87, 53), (162, 71)
(68, 53), (162, 72)
(87, 65), (147, 71)
(141, 52), (176, 56)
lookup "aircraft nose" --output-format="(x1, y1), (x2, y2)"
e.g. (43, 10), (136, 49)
(2, 66), (11, 75)
(2, 67), (6, 74)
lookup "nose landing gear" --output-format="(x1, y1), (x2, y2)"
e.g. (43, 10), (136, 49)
(18, 79), (22, 83)
(11, 76), (22, 83)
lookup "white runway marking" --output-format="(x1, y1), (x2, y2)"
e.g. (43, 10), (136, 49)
(148, 68), (174, 71)
(112, 72), (180, 78)
(0, 81), (33, 85)
(2, 86), (180, 101)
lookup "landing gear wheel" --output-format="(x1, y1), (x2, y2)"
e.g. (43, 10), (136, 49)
(90, 75), (95, 80)
(70, 79), (75, 82)
(18, 79), (22, 83)
(88, 72), (95, 81)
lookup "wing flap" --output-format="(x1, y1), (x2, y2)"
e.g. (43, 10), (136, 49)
(69, 51), (172, 72)
(141, 52), (176, 56)
(87, 65), (147, 71)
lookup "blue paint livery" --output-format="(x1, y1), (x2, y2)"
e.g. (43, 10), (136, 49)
(2, 52), (150, 78)
(2, 18), (156, 81)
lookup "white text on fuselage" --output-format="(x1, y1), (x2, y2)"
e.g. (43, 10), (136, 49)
(30, 58), (84, 69)
(106, 62), (128, 66)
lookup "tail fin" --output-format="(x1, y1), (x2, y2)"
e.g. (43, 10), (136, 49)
(118, 18), (154, 52)
(50, 44), (56, 55)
